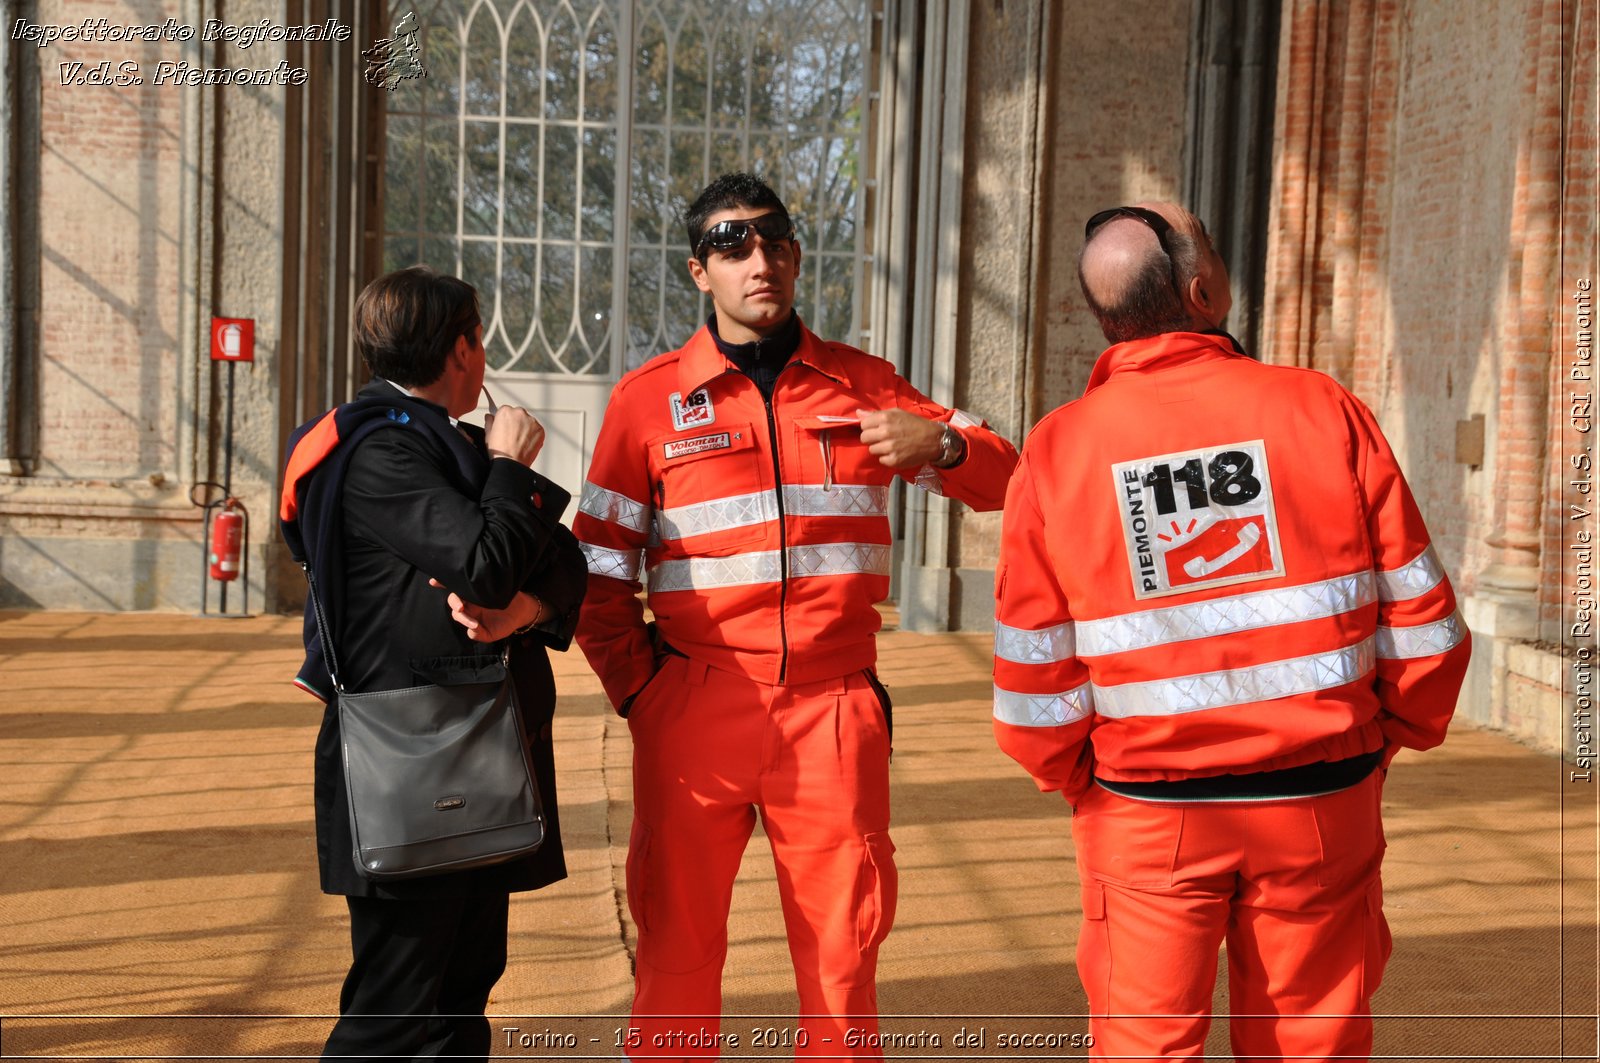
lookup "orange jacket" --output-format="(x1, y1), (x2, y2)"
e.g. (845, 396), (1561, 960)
(993, 332), (1469, 802)
(575, 323), (1019, 709)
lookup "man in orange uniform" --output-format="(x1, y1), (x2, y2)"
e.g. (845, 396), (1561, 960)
(993, 202), (1470, 1060)
(575, 172), (1018, 1058)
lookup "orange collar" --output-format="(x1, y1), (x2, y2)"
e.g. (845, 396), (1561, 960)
(1084, 331), (1248, 395)
(676, 320), (854, 395)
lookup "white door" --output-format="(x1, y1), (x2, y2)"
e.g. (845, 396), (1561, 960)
(482, 377), (607, 502)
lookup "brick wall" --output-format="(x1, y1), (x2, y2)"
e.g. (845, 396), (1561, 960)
(1264, 0), (1594, 747)
(1264, 0), (1582, 613)
(0, 0), (200, 610)
(32, 0), (185, 482)
(1550, 0), (1598, 638)
(1, 0), (292, 611)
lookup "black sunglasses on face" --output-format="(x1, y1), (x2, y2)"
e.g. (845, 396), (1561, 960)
(1084, 206), (1184, 301)
(695, 213), (796, 258)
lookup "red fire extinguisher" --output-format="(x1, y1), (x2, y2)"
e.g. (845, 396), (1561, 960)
(209, 500), (245, 582)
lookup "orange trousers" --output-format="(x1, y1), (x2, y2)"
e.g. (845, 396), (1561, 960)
(622, 656), (896, 1061)
(1070, 772), (1392, 1062)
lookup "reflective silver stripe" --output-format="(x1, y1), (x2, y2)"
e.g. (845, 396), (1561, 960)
(649, 542), (890, 593)
(581, 541), (641, 582)
(1376, 610), (1466, 659)
(1076, 571), (1377, 657)
(790, 542), (891, 578)
(784, 483), (890, 518)
(1093, 638), (1376, 719)
(1376, 544), (1445, 602)
(651, 550), (782, 591)
(993, 682), (1094, 727)
(950, 409), (981, 429)
(995, 620), (1076, 664)
(655, 484), (889, 540)
(578, 482), (650, 534)
(658, 491), (777, 539)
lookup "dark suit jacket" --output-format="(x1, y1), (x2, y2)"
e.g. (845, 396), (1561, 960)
(294, 380), (585, 899)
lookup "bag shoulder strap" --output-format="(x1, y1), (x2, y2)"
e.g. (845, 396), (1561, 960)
(301, 564), (345, 693)
(290, 394), (513, 695)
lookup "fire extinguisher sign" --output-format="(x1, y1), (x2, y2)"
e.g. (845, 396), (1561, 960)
(1111, 439), (1284, 600)
(210, 317), (255, 362)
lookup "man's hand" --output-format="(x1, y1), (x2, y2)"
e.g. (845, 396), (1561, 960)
(484, 405), (545, 466)
(429, 579), (544, 641)
(855, 408), (944, 468)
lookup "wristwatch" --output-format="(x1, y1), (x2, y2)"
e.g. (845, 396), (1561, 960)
(934, 423), (966, 469)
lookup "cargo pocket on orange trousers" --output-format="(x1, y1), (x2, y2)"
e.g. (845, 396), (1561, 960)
(1074, 790), (1181, 889)
(863, 668), (893, 747)
(854, 831), (898, 952)
(1362, 877), (1392, 998)
(626, 820), (653, 933)
(1078, 882), (1110, 1013)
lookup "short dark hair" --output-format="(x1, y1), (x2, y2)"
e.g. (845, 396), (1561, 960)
(353, 266), (481, 388)
(1077, 227), (1201, 345)
(683, 172), (791, 261)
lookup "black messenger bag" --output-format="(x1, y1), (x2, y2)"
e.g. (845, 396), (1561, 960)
(305, 566), (545, 881)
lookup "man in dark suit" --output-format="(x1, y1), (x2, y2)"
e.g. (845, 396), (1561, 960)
(280, 266), (586, 1061)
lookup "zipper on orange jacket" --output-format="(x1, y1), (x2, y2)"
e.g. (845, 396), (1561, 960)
(763, 376), (792, 685)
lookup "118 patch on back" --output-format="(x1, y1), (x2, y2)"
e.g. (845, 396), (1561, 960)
(1110, 439), (1284, 599)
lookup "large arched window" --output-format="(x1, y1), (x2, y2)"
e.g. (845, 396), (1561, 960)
(382, 0), (873, 381)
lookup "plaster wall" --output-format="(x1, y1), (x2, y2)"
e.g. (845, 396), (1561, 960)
(1034, 0), (1194, 418)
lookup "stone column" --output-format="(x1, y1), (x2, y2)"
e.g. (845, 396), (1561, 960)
(897, 0), (1055, 633)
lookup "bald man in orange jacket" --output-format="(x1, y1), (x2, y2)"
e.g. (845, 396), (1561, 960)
(993, 202), (1469, 1061)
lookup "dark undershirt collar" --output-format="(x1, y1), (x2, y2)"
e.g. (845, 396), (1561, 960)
(1198, 328), (1249, 355)
(708, 312), (801, 399)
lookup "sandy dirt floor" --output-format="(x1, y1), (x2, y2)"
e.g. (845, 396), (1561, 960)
(0, 608), (1594, 1060)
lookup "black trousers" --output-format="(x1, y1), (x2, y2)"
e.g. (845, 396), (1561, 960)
(322, 892), (510, 1062)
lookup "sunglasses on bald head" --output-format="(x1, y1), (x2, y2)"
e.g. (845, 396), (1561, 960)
(695, 213), (797, 258)
(1084, 205), (1183, 300)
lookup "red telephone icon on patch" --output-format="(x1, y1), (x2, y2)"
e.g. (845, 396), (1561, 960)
(1164, 515), (1275, 588)
(1183, 521), (1261, 578)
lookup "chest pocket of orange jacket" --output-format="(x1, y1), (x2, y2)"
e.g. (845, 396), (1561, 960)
(792, 416), (886, 492)
(648, 423), (770, 546)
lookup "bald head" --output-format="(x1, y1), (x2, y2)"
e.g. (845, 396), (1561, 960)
(1078, 201), (1229, 345)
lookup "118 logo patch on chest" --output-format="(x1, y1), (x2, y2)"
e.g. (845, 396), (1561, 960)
(670, 388), (715, 432)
